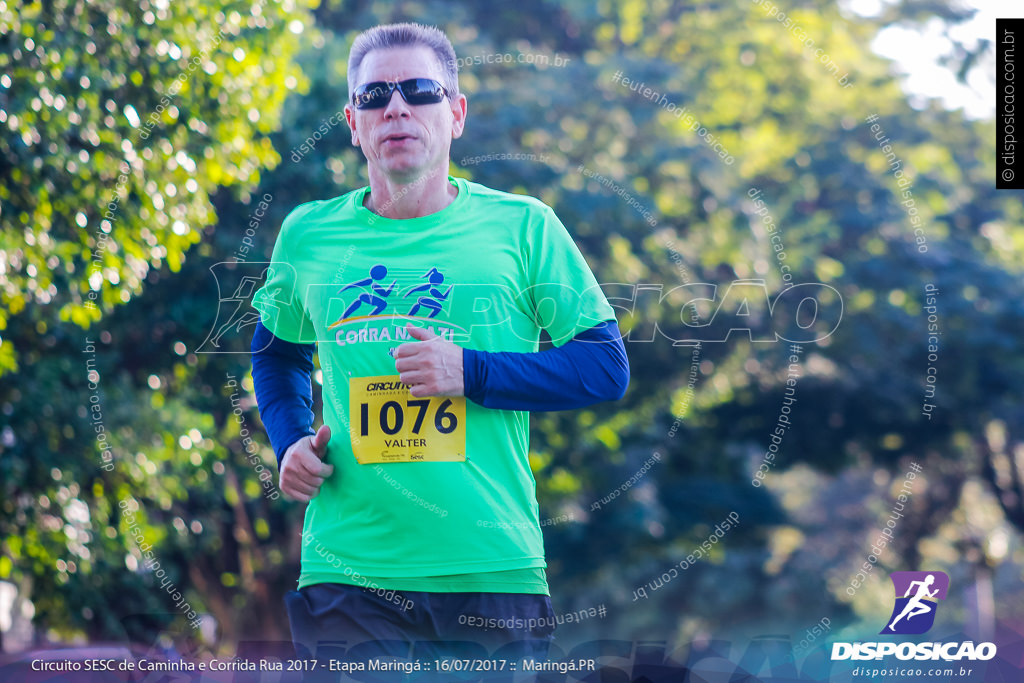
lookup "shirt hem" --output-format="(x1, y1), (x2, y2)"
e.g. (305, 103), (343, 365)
(298, 558), (547, 590)
(299, 574), (550, 595)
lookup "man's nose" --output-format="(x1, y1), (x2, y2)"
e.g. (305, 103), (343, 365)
(383, 88), (411, 119)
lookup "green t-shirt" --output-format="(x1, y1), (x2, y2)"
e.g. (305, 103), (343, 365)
(252, 176), (615, 593)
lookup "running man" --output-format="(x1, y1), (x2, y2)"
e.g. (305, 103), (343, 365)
(251, 22), (628, 666)
(339, 263), (396, 318)
(887, 574), (939, 632)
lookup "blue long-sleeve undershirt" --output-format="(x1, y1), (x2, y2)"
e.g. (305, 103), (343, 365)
(461, 320), (629, 411)
(250, 319), (629, 467)
(251, 321), (316, 467)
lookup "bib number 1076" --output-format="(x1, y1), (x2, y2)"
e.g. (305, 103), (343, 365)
(349, 376), (466, 464)
(358, 399), (458, 436)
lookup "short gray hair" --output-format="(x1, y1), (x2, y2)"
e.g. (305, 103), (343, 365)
(347, 23), (459, 104)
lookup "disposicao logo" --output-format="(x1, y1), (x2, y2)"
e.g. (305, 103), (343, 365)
(881, 570), (948, 635)
(831, 570), (997, 663)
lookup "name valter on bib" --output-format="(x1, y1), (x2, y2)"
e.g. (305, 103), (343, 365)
(349, 375), (466, 464)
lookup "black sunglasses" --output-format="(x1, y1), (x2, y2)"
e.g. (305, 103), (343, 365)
(351, 78), (451, 110)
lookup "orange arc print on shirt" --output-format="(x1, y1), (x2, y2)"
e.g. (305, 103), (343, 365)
(328, 313), (463, 330)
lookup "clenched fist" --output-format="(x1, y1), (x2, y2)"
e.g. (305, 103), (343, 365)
(280, 424), (334, 502)
(394, 324), (464, 397)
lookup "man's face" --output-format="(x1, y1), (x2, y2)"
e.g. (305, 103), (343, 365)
(345, 46), (467, 181)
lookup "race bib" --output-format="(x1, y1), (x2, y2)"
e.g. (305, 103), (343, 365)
(349, 375), (466, 464)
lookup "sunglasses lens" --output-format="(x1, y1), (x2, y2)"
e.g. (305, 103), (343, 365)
(402, 79), (446, 104)
(354, 82), (391, 109)
(353, 79), (448, 109)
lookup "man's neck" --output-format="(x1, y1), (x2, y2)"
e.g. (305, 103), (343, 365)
(364, 165), (457, 219)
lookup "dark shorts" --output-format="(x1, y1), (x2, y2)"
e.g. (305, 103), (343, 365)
(285, 583), (555, 681)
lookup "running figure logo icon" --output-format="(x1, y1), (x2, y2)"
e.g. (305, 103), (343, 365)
(403, 267), (451, 318)
(881, 571), (949, 635)
(340, 264), (398, 318)
(338, 265), (452, 320)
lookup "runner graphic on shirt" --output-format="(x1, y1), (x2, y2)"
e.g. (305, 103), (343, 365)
(340, 264), (397, 317)
(403, 267), (451, 319)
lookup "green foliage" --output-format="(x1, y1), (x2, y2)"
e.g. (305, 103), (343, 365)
(0, 0), (313, 373)
(0, 0), (314, 646)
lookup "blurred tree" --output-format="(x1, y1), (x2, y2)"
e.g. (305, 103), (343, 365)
(0, 0), (315, 648)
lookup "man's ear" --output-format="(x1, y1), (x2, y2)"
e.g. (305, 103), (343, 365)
(450, 93), (468, 139)
(344, 104), (360, 146)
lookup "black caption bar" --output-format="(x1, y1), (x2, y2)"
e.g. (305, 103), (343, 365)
(998, 18), (1023, 190)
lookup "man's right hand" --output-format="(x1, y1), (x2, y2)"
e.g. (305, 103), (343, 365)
(280, 425), (334, 502)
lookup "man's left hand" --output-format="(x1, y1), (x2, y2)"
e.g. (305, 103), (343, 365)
(394, 323), (464, 397)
